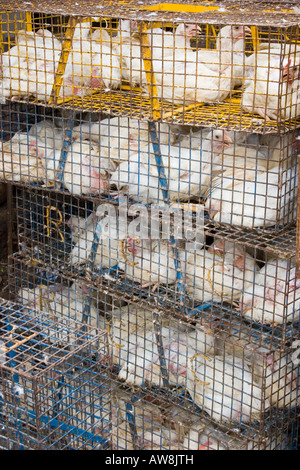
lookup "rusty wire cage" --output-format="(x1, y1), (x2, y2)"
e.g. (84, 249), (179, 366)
(0, 298), (114, 450)
(0, 2), (299, 129)
(0, 0), (300, 451)
(3, 261), (300, 448)
(8, 183), (300, 333)
(0, 107), (298, 234)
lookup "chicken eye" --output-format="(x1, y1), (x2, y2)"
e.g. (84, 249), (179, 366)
(234, 26), (240, 31)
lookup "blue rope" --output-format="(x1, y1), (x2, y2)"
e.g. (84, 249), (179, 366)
(148, 121), (186, 305)
(81, 218), (103, 329)
(55, 119), (74, 189)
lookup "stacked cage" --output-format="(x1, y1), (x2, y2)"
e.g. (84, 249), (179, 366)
(0, 0), (300, 450)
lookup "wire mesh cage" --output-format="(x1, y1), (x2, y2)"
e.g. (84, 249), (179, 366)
(0, 2), (299, 130)
(0, 0), (299, 451)
(0, 110), (298, 238)
(1, 290), (297, 452)
(10, 178), (300, 333)
(4, 256), (300, 438)
(0, 298), (113, 450)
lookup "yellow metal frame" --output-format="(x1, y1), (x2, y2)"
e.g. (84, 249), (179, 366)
(141, 3), (221, 13)
(138, 21), (162, 121)
(1, 12), (299, 127)
(48, 15), (78, 105)
(25, 11), (32, 31)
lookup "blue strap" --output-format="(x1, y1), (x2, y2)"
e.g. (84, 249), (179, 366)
(81, 218), (103, 329)
(148, 121), (186, 304)
(55, 118), (74, 189)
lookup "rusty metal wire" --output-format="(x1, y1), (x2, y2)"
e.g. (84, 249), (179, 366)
(0, 1), (299, 450)
(2, 273), (299, 447)
(0, 298), (113, 449)
(0, 12), (300, 130)
(0, 1), (299, 27)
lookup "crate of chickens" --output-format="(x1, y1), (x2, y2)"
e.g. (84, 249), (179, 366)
(6, 255), (300, 440)
(10, 180), (300, 327)
(108, 380), (297, 450)
(68, 223), (299, 327)
(0, 2), (300, 132)
(0, 298), (113, 450)
(75, 285), (299, 431)
(101, 302), (300, 430)
(7, 252), (127, 334)
(0, 110), (182, 193)
(2, 111), (298, 232)
(12, 192), (299, 328)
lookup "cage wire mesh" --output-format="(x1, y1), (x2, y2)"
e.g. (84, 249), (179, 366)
(9, 179), (300, 332)
(0, 298), (114, 450)
(0, 4), (299, 129)
(3, 263), (300, 448)
(0, 0), (299, 451)
(0, 109), (298, 232)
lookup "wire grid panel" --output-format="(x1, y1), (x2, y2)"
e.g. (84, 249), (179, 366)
(0, 10), (300, 131)
(7, 254), (125, 332)
(5, 256), (300, 435)
(108, 380), (297, 450)
(0, 298), (114, 450)
(1, 111), (298, 231)
(7, 250), (300, 348)
(10, 172), (300, 329)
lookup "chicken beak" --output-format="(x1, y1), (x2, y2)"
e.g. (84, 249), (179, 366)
(186, 24), (202, 38)
(244, 26), (252, 38)
(209, 209), (219, 219)
(223, 131), (233, 148)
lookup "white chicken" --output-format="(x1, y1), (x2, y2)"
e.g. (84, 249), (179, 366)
(253, 351), (299, 410)
(116, 21), (199, 89)
(182, 239), (258, 305)
(238, 257), (300, 325)
(259, 131), (299, 169)
(205, 165), (297, 228)
(27, 120), (64, 185)
(66, 211), (98, 245)
(186, 353), (269, 424)
(118, 321), (215, 388)
(110, 129), (232, 204)
(62, 139), (116, 195)
(60, 21), (121, 98)
(117, 238), (178, 290)
(242, 47), (300, 120)
(147, 23), (201, 58)
(0, 131), (46, 183)
(16, 281), (103, 345)
(69, 204), (120, 269)
(71, 117), (179, 164)
(212, 142), (273, 176)
(191, 25), (251, 88)
(153, 55), (233, 105)
(105, 304), (155, 366)
(215, 324), (300, 410)
(28, 120), (116, 194)
(111, 388), (183, 450)
(0, 28), (62, 103)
